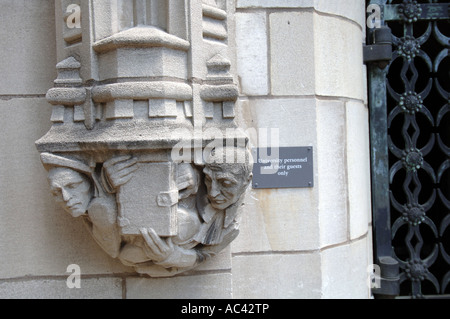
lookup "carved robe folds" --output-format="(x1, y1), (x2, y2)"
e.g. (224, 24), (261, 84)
(36, 0), (252, 277)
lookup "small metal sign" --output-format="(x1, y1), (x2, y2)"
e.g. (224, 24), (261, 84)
(252, 147), (314, 189)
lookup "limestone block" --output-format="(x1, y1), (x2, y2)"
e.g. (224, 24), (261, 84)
(148, 99), (178, 118)
(0, 0), (56, 94)
(195, 245), (232, 272)
(235, 12), (268, 96)
(270, 11), (315, 96)
(234, 98), (320, 252)
(238, 98), (317, 148)
(0, 98), (132, 278)
(231, 253), (322, 298)
(237, 0), (365, 28)
(0, 277), (123, 299)
(314, 14), (365, 101)
(97, 47), (188, 81)
(314, 0), (366, 29)
(91, 0), (115, 42)
(222, 101), (236, 119)
(345, 101), (371, 240)
(51, 105), (65, 123)
(105, 99), (134, 120)
(167, 0), (189, 40)
(268, 9), (365, 99)
(74, 105), (86, 122)
(316, 100), (348, 247)
(233, 187), (320, 253)
(126, 273), (232, 298)
(321, 236), (371, 299)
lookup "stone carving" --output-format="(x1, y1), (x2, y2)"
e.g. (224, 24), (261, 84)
(36, 1), (252, 277)
(40, 148), (252, 276)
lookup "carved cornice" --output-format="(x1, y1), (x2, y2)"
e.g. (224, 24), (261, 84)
(93, 26), (191, 54)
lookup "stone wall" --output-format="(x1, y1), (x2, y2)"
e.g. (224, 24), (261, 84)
(0, 0), (372, 299)
(233, 0), (372, 299)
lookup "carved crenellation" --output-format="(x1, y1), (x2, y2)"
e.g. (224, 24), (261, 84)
(37, 0), (250, 277)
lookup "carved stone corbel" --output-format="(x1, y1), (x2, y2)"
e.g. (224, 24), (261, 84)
(36, 0), (252, 277)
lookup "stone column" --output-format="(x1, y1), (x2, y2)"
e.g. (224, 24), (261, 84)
(233, 0), (372, 298)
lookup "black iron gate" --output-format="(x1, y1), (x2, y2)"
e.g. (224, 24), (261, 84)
(366, 0), (450, 298)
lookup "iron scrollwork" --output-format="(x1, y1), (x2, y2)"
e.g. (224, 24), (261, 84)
(384, 0), (450, 298)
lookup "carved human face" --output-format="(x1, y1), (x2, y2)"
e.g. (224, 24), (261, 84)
(203, 164), (250, 210)
(48, 167), (92, 217)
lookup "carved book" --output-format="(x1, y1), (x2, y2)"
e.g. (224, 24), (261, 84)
(117, 162), (178, 236)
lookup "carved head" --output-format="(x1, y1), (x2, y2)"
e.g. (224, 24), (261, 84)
(203, 147), (253, 210)
(48, 167), (93, 217)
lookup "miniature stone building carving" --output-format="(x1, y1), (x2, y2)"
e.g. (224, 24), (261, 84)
(36, 0), (252, 277)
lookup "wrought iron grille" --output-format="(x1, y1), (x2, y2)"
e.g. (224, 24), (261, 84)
(368, 0), (449, 298)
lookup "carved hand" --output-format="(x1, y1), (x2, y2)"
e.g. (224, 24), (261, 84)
(102, 155), (138, 191)
(140, 227), (175, 263)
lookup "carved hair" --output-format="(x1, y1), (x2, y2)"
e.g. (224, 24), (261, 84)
(40, 153), (104, 197)
(204, 146), (253, 179)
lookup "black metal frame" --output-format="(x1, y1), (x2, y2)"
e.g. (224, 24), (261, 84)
(367, 0), (450, 299)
